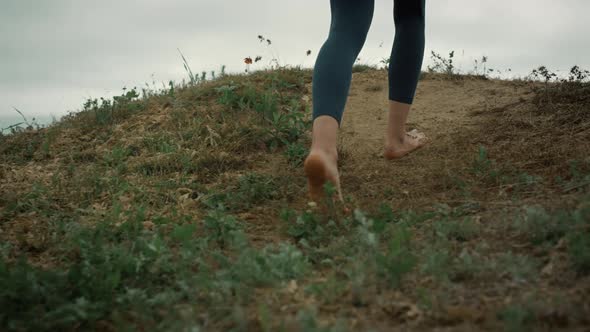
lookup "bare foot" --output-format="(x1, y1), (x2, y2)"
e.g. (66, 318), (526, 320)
(383, 129), (427, 160)
(303, 150), (343, 203)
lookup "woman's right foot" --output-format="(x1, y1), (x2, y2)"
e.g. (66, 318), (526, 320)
(303, 150), (343, 203)
(383, 129), (427, 160)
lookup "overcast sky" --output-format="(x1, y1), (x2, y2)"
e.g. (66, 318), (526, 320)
(1, 0), (589, 129)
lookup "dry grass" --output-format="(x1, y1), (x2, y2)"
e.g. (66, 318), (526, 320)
(1, 66), (589, 331)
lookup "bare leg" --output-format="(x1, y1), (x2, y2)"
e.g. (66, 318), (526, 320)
(303, 116), (343, 202)
(383, 100), (426, 159)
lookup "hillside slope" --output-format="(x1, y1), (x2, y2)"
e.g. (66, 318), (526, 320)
(1, 67), (589, 331)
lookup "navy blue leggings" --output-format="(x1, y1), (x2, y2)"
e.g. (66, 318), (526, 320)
(312, 0), (426, 126)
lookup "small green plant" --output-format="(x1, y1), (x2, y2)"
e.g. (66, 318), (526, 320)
(345, 209), (417, 290)
(1, 108), (44, 134)
(424, 249), (488, 284)
(431, 204), (480, 240)
(450, 249), (489, 281)
(473, 55), (494, 78)
(420, 245), (452, 282)
(234, 173), (279, 207)
(352, 63), (374, 73)
(512, 198), (590, 275)
(39, 126), (59, 159)
(263, 99), (309, 151)
(563, 65), (590, 83)
(215, 84), (240, 108)
(284, 141), (308, 167)
(513, 206), (567, 246)
(472, 146), (497, 178)
(567, 198), (590, 275)
(142, 134), (178, 154)
(103, 145), (131, 175)
(568, 230), (590, 275)
(203, 173), (279, 211)
(496, 252), (539, 282)
(428, 50), (456, 76)
(560, 159), (590, 193)
(213, 243), (309, 298)
(380, 56), (391, 70)
(529, 65), (590, 108)
(530, 65), (558, 102)
(281, 208), (327, 245)
(305, 275), (348, 305)
(497, 303), (536, 332)
(370, 203), (397, 234)
(0, 215), (208, 331)
(295, 308), (349, 332)
(203, 206), (243, 249)
(375, 225), (417, 288)
(81, 88), (144, 127)
(434, 217), (479, 242)
(7, 182), (47, 216)
(178, 48), (199, 85)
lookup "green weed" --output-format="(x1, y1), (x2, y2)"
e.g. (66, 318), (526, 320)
(305, 275), (348, 305)
(428, 50), (457, 77)
(203, 173), (280, 211)
(568, 230), (590, 275)
(472, 55), (493, 78)
(495, 252), (539, 282)
(497, 303), (536, 332)
(281, 208), (328, 245)
(370, 203), (398, 234)
(434, 217), (480, 242)
(0, 195), (313, 331)
(263, 98), (309, 151)
(352, 63), (374, 73)
(39, 126), (60, 159)
(528, 65), (590, 124)
(420, 245), (452, 281)
(567, 198), (590, 275)
(0, 220), (203, 331)
(103, 145), (131, 175)
(375, 225), (417, 288)
(212, 78), (310, 151)
(236, 173), (279, 204)
(0, 130), (45, 164)
(284, 141), (308, 167)
(142, 134), (178, 154)
(3, 181), (51, 217)
(296, 308), (349, 332)
(430, 204), (480, 242)
(420, 242), (491, 283)
(513, 206), (568, 246)
(212, 243), (309, 298)
(203, 206), (243, 249)
(215, 84), (241, 107)
(328, 206), (425, 285)
(450, 249), (490, 281)
(472, 145), (500, 181)
(471, 146), (542, 192)
(79, 88), (144, 128)
(560, 159), (590, 193)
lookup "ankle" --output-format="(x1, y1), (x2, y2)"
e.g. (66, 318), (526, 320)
(387, 131), (407, 146)
(310, 146), (338, 162)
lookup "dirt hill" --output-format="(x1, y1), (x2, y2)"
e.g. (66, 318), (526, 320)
(1, 67), (589, 331)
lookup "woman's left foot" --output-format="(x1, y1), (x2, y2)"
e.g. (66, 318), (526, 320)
(383, 129), (427, 160)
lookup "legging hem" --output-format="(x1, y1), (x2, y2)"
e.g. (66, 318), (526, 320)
(312, 113), (342, 128)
